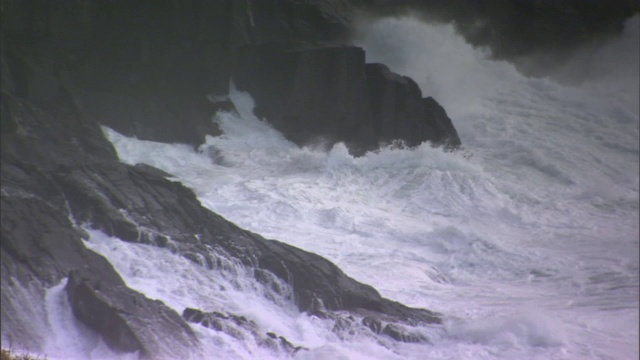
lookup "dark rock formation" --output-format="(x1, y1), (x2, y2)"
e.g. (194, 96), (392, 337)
(361, 0), (639, 79)
(365, 63), (424, 147)
(1, 95), (200, 358)
(362, 316), (429, 343)
(2, 1), (450, 357)
(264, 332), (307, 355)
(47, 143), (442, 324)
(2, 70), (440, 358)
(233, 44), (376, 154)
(2, 0), (462, 154)
(381, 323), (427, 343)
(233, 45), (461, 155)
(183, 307), (307, 355)
(66, 269), (198, 357)
(1, 0), (361, 148)
(183, 308), (253, 332)
(422, 96), (462, 149)
(365, 63), (461, 149)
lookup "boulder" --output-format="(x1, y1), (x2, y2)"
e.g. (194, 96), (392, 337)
(66, 269), (198, 358)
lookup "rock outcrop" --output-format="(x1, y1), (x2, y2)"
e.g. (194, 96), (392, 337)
(232, 44), (376, 154)
(1, 0), (361, 148)
(65, 269), (198, 357)
(1, 76), (440, 358)
(182, 308), (308, 355)
(2, 0), (462, 155)
(0, 171), (198, 359)
(365, 63), (461, 149)
(2, 0), (450, 357)
(233, 45), (461, 155)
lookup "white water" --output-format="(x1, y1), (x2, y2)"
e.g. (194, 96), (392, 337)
(45, 16), (639, 360)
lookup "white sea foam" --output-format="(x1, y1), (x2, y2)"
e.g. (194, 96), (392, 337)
(91, 15), (640, 360)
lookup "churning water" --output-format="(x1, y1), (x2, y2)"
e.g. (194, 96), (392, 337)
(43, 16), (639, 360)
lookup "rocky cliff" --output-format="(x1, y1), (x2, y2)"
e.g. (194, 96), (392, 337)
(4, 0), (634, 357)
(2, 1), (451, 357)
(232, 44), (460, 154)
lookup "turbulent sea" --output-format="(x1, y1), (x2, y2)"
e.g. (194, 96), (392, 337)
(44, 17), (638, 360)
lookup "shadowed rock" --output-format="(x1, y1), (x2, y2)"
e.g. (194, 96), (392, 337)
(2, 89), (441, 356)
(182, 307), (308, 355)
(366, 63), (461, 149)
(66, 269), (198, 358)
(1, 190), (199, 359)
(2, 1), (447, 356)
(233, 44), (376, 154)
(234, 45), (462, 155)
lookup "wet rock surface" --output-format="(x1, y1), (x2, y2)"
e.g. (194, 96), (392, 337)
(183, 308), (308, 355)
(2, 0), (447, 356)
(66, 269), (198, 358)
(233, 45), (461, 155)
(1, 89), (441, 356)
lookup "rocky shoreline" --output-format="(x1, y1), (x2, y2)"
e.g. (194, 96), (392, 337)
(2, 0), (636, 358)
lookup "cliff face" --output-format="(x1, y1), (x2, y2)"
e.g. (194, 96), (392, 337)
(1, 1), (452, 357)
(232, 44), (460, 154)
(2, 0), (461, 154)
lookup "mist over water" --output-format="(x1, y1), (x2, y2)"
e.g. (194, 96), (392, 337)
(52, 15), (639, 360)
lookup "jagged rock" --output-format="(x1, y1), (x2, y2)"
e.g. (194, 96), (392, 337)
(365, 63), (425, 147)
(0, 192), (199, 359)
(50, 156), (443, 323)
(233, 44), (376, 154)
(381, 323), (428, 343)
(363, 316), (383, 334)
(2, 1), (448, 357)
(134, 163), (174, 179)
(183, 308), (253, 331)
(362, 316), (430, 343)
(332, 315), (357, 333)
(183, 308), (308, 354)
(3, 0), (462, 153)
(0, 194), (120, 352)
(66, 269), (198, 358)
(233, 45), (462, 155)
(265, 332), (307, 355)
(71, 89), (222, 147)
(2, 0), (360, 148)
(307, 296), (331, 318)
(183, 308), (255, 340)
(366, 63), (461, 150)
